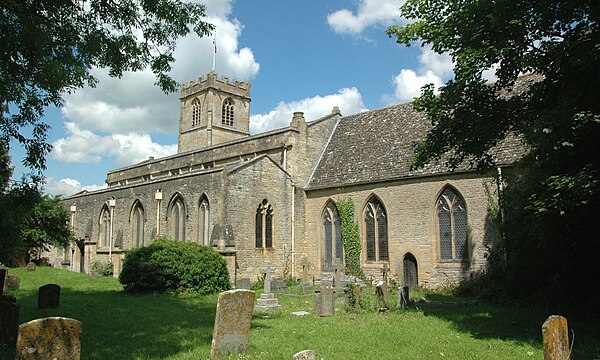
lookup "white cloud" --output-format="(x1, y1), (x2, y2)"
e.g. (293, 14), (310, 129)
(51, 122), (177, 167)
(327, 0), (405, 35)
(43, 177), (106, 197)
(250, 88), (367, 134)
(419, 48), (454, 78)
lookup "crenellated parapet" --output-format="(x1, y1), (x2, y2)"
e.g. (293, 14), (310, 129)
(180, 71), (250, 100)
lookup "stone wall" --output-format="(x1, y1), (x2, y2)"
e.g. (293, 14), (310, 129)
(302, 172), (500, 289)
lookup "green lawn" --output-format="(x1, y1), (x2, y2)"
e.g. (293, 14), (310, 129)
(1, 267), (598, 359)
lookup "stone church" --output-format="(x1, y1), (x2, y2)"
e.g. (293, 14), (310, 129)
(52, 71), (523, 289)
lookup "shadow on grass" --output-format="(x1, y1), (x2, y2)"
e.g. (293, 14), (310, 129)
(419, 299), (600, 359)
(1, 286), (218, 359)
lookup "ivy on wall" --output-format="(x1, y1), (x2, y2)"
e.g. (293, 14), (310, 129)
(337, 197), (365, 280)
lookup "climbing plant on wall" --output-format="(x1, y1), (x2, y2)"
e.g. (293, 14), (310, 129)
(337, 197), (365, 280)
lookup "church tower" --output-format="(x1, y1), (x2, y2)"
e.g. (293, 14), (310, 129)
(178, 71), (251, 153)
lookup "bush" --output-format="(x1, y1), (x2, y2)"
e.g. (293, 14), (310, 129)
(119, 237), (231, 294)
(90, 261), (114, 277)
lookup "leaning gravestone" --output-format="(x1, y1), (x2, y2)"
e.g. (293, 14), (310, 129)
(293, 349), (316, 360)
(38, 284), (61, 309)
(542, 315), (570, 360)
(15, 317), (82, 360)
(210, 289), (255, 357)
(397, 286), (409, 309)
(0, 265), (7, 295)
(26, 262), (36, 272)
(6, 275), (20, 291)
(0, 299), (19, 346)
(375, 281), (391, 310)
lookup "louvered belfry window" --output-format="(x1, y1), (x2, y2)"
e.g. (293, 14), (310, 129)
(191, 98), (201, 126)
(256, 199), (273, 248)
(364, 197), (388, 262)
(437, 187), (468, 261)
(222, 98), (234, 126)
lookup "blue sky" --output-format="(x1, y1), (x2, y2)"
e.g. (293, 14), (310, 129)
(12, 0), (462, 195)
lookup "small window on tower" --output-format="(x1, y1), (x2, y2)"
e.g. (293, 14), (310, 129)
(191, 98), (201, 127)
(222, 98), (234, 126)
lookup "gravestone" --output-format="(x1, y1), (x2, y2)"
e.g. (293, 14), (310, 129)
(375, 281), (391, 310)
(236, 278), (251, 290)
(254, 262), (282, 311)
(210, 289), (255, 357)
(6, 275), (20, 291)
(346, 283), (362, 309)
(293, 349), (316, 360)
(0, 299), (19, 346)
(382, 263), (389, 282)
(315, 286), (334, 317)
(271, 279), (287, 292)
(333, 258), (342, 289)
(26, 262), (36, 272)
(542, 315), (570, 360)
(398, 286), (409, 309)
(0, 265), (6, 295)
(38, 284), (61, 309)
(15, 317), (82, 360)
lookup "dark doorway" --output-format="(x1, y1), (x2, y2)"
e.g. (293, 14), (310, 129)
(76, 239), (85, 273)
(403, 253), (418, 287)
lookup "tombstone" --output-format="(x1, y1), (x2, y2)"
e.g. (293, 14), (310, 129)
(6, 275), (20, 291)
(38, 284), (61, 309)
(26, 262), (36, 272)
(398, 286), (409, 309)
(271, 279), (287, 292)
(542, 315), (570, 360)
(293, 349), (316, 360)
(333, 258), (343, 289)
(0, 300), (19, 346)
(254, 262), (282, 311)
(210, 289), (255, 357)
(15, 317), (82, 360)
(346, 283), (362, 309)
(0, 265), (6, 295)
(375, 281), (391, 309)
(315, 286), (334, 317)
(382, 262), (389, 283)
(236, 278), (251, 290)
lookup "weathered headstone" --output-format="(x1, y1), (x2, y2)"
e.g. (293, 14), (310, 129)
(293, 349), (316, 360)
(255, 262), (282, 311)
(210, 289), (255, 357)
(375, 281), (391, 309)
(542, 315), (570, 360)
(0, 265), (7, 295)
(15, 317), (81, 360)
(6, 275), (20, 291)
(315, 286), (334, 317)
(0, 299), (19, 346)
(236, 278), (251, 290)
(382, 262), (389, 282)
(398, 286), (409, 309)
(26, 262), (36, 272)
(271, 279), (287, 292)
(38, 284), (61, 309)
(346, 283), (362, 309)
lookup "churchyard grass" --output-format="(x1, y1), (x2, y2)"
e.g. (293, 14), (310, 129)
(1, 267), (599, 359)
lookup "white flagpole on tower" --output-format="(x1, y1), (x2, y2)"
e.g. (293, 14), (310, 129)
(211, 29), (217, 72)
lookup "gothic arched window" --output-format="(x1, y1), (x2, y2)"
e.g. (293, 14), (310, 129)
(437, 187), (468, 261)
(322, 201), (343, 271)
(364, 196), (388, 262)
(99, 205), (111, 248)
(222, 97), (234, 126)
(255, 199), (273, 248)
(131, 201), (145, 247)
(191, 98), (201, 126)
(199, 195), (210, 245)
(168, 194), (186, 241)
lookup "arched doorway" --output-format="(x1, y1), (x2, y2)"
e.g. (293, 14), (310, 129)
(403, 253), (418, 287)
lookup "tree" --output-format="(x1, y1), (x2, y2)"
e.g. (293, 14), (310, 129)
(387, 1), (599, 303)
(0, 0), (213, 176)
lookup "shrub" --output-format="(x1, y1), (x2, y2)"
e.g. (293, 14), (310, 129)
(119, 237), (231, 294)
(90, 261), (114, 277)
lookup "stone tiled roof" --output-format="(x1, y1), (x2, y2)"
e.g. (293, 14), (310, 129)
(307, 102), (526, 189)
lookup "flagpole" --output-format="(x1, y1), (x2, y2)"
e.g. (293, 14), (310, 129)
(211, 29), (217, 72)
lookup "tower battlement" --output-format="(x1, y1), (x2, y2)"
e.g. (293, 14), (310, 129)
(180, 72), (250, 100)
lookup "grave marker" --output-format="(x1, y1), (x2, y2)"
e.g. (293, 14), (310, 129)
(0, 265), (6, 295)
(316, 286), (334, 317)
(38, 284), (61, 309)
(210, 289), (255, 357)
(293, 349), (316, 360)
(15, 317), (81, 360)
(255, 262), (282, 311)
(375, 281), (391, 310)
(26, 262), (36, 272)
(0, 299), (19, 346)
(398, 286), (409, 309)
(6, 275), (20, 291)
(236, 278), (251, 290)
(542, 315), (570, 360)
